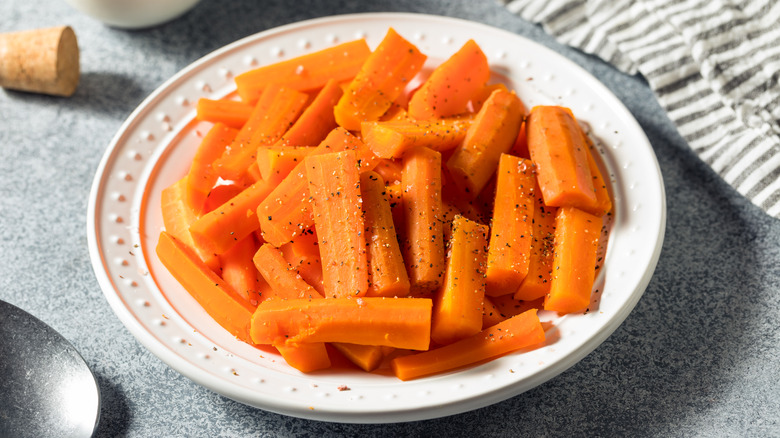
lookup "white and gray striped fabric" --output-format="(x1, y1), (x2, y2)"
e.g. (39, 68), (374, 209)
(503, 0), (780, 217)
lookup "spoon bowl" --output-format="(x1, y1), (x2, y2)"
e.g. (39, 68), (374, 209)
(0, 299), (100, 438)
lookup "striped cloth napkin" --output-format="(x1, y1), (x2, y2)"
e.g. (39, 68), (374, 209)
(503, 0), (780, 218)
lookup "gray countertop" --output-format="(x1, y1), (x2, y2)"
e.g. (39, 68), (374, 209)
(2, 0), (779, 436)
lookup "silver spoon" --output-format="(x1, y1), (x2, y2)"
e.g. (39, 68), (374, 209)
(0, 299), (100, 438)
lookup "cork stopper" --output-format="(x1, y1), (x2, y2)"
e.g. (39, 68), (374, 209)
(0, 26), (80, 97)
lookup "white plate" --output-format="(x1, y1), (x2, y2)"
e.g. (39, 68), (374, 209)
(87, 13), (665, 423)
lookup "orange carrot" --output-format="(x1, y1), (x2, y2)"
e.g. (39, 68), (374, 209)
(492, 294), (545, 320)
(218, 235), (263, 307)
(156, 231), (254, 342)
(255, 145), (312, 184)
(279, 230), (324, 295)
(331, 343), (387, 372)
(361, 116), (472, 159)
(186, 122), (239, 213)
(544, 206), (602, 314)
(401, 146), (445, 294)
(481, 296), (506, 329)
(212, 85), (309, 181)
(583, 142), (613, 217)
(275, 342), (332, 373)
(514, 188), (557, 301)
(275, 78), (343, 147)
(526, 106), (597, 210)
(373, 158), (403, 184)
(202, 182), (243, 213)
(509, 119), (529, 159)
(235, 39), (371, 104)
(196, 98), (253, 129)
(252, 243), (321, 300)
(485, 154), (536, 296)
(161, 177), (220, 271)
(407, 39), (490, 120)
(446, 88), (526, 198)
(189, 178), (275, 255)
(249, 297), (432, 350)
(305, 150), (368, 298)
(470, 83), (509, 113)
(390, 308), (545, 381)
(430, 215), (489, 345)
(334, 28), (427, 131)
(361, 171), (410, 298)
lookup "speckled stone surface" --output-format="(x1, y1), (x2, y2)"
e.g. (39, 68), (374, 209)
(1, 1), (779, 436)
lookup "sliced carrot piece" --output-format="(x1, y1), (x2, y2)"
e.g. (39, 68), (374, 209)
(361, 116), (472, 159)
(156, 232), (254, 342)
(161, 177), (219, 271)
(401, 146), (445, 294)
(583, 141), (613, 217)
(526, 105), (597, 210)
(275, 342), (332, 373)
(275, 78), (343, 147)
(249, 297), (432, 350)
(252, 243), (321, 300)
(514, 187), (557, 301)
(186, 122), (239, 213)
(212, 85), (309, 181)
(331, 343), (387, 372)
(235, 39), (371, 104)
(544, 206), (602, 314)
(471, 83), (508, 113)
(361, 171), (410, 298)
(202, 182), (243, 214)
(390, 308), (545, 381)
(305, 150), (368, 298)
(430, 215), (489, 345)
(446, 88), (526, 198)
(407, 39), (490, 120)
(195, 98), (253, 129)
(373, 158), (403, 185)
(255, 145), (313, 184)
(481, 296), (506, 329)
(485, 154), (536, 297)
(334, 28), (427, 131)
(279, 230), (324, 295)
(508, 119), (529, 159)
(218, 235), (263, 307)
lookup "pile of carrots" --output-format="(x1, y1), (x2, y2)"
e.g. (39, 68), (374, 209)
(155, 28), (611, 381)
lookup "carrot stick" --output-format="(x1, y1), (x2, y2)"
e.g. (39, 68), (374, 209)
(430, 215), (489, 345)
(401, 146), (445, 294)
(161, 177), (220, 271)
(252, 243), (321, 300)
(249, 297), (432, 350)
(202, 182), (243, 214)
(331, 343), (387, 372)
(361, 116), (472, 159)
(218, 235), (263, 307)
(334, 28), (427, 131)
(189, 178), (275, 255)
(186, 122), (239, 213)
(390, 308), (545, 381)
(279, 230), (324, 295)
(255, 145), (313, 184)
(305, 150), (368, 298)
(514, 187), (557, 301)
(373, 158), (403, 184)
(361, 171), (410, 298)
(526, 106), (597, 210)
(509, 119), (529, 159)
(156, 231), (254, 342)
(583, 141), (613, 217)
(544, 206), (602, 314)
(481, 296), (506, 329)
(485, 154), (536, 296)
(212, 85), (309, 181)
(196, 98), (253, 129)
(407, 39), (490, 120)
(235, 39), (371, 104)
(275, 78), (343, 147)
(275, 342), (332, 373)
(471, 83), (508, 113)
(446, 88), (526, 199)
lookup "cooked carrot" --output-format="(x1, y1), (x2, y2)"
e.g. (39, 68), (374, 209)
(509, 119), (529, 159)
(373, 158), (403, 184)
(275, 78), (343, 147)
(471, 83), (508, 113)
(255, 145), (312, 184)
(544, 206), (602, 314)
(401, 146), (445, 294)
(485, 154), (536, 297)
(334, 28), (427, 131)
(526, 106), (597, 210)
(390, 308), (545, 381)
(275, 342), (332, 373)
(249, 297), (432, 350)
(218, 234), (263, 307)
(156, 231), (254, 342)
(279, 230), (324, 295)
(212, 85), (309, 181)
(441, 176), (490, 225)
(161, 177), (219, 271)
(196, 98), (253, 129)
(331, 343), (387, 372)
(361, 116), (472, 159)
(235, 39), (371, 104)
(361, 171), (410, 298)
(186, 122), (239, 213)
(583, 141), (613, 217)
(430, 215), (489, 345)
(481, 296), (506, 329)
(407, 39), (490, 120)
(257, 127), (376, 247)
(189, 179), (274, 255)
(514, 188), (557, 301)
(305, 150), (368, 298)
(492, 294), (545, 320)
(446, 88), (526, 199)
(252, 243), (321, 300)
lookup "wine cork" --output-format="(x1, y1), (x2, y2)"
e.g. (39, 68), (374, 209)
(0, 26), (80, 97)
